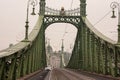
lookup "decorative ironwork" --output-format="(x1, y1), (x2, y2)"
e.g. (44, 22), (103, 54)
(0, 0), (120, 80)
(44, 15), (81, 29)
(45, 6), (80, 16)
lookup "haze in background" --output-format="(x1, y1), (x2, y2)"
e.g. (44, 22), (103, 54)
(0, 0), (119, 52)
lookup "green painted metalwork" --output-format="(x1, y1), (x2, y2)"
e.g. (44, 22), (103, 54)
(0, 0), (120, 80)
(39, 0), (46, 15)
(0, 58), (5, 80)
(80, 0), (86, 17)
(0, 16), (46, 80)
(7, 55), (17, 80)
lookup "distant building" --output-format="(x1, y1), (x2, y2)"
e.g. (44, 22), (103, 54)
(46, 42), (53, 66)
(45, 40), (71, 68)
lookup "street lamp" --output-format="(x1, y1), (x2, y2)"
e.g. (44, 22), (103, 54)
(110, 2), (120, 44)
(24, 0), (37, 41)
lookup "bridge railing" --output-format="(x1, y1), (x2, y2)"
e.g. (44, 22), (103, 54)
(84, 17), (120, 76)
(83, 17), (116, 44)
(0, 16), (44, 58)
(68, 16), (120, 77)
(0, 16), (44, 80)
(45, 6), (80, 16)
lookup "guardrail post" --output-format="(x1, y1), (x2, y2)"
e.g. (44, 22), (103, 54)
(7, 56), (17, 80)
(0, 58), (5, 80)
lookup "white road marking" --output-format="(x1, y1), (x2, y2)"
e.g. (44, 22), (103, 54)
(49, 70), (52, 80)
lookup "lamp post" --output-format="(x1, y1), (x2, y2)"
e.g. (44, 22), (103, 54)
(110, 2), (120, 44)
(24, 0), (37, 41)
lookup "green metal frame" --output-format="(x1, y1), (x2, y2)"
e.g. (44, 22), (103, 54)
(0, 0), (120, 80)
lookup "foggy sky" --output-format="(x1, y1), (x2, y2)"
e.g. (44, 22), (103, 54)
(0, 0), (119, 52)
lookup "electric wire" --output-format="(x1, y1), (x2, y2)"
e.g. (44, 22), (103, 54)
(62, 0), (73, 39)
(93, 10), (112, 26)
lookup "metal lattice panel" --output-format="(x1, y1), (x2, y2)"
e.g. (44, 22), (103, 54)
(44, 15), (81, 28)
(45, 6), (80, 16)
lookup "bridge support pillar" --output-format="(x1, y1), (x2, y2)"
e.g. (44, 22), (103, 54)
(39, 0), (46, 15)
(114, 47), (119, 77)
(80, 0), (86, 17)
(0, 58), (5, 80)
(79, 22), (84, 69)
(117, 25), (120, 44)
(88, 32), (93, 71)
(7, 56), (17, 80)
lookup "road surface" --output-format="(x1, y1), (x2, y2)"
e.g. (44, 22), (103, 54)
(44, 68), (118, 80)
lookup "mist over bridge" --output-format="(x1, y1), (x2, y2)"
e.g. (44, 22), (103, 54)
(0, 0), (120, 80)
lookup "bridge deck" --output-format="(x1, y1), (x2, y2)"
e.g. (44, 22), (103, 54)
(21, 68), (119, 80)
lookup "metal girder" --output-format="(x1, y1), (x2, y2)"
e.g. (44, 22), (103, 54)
(44, 15), (81, 29)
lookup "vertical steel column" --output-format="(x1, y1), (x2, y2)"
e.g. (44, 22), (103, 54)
(30, 51), (34, 72)
(80, 0), (86, 17)
(97, 40), (101, 73)
(76, 34), (80, 69)
(74, 41), (78, 68)
(0, 58), (5, 80)
(78, 21), (84, 69)
(96, 39), (99, 73)
(114, 46), (119, 76)
(39, 0), (46, 15)
(34, 41), (37, 71)
(7, 56), (17, 80)
(32, 46), (35, 72)
(38, 26), (43, 68)
(16, 57), (20, 78)
(38, 23), (46, 69)
(20, 55), (24, 76)
(84, 27), (88, 70)
(78, 34), (81, 69)
(43, 31), (47, 68)
(104, 43), (109, 75)
(26, 53), (30, 74)
(93, 38), (96, 72)
(109, 49), (115, 76)
(99, 43), (104, 74)
(36, 36), (39, 70)
(93, 38), (98, 72)
(28, 51), (32, 74)
(91, 34), (95, 72)
(116, 49), (120, 76)
(23, 54), (28, 76)
(86, 29), (90, 71)
(81, 22), (86, 70)
(102, 44), (106, 74)
(36, 41), (39, 70)
(73, 34), (77, 68)
(37, 37), (41, 69)
(88, 32), (93, 71)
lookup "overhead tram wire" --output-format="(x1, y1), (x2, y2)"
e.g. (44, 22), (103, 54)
(70, 0), (73, 9)
(62, 0), (74, 39)
(93, 10), (112, 26)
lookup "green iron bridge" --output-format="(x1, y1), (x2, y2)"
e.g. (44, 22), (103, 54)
(0, 0), (120, 80)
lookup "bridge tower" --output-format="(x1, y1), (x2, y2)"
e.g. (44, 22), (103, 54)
(39, 0), (46, 15)
(80, 0), (86, 17)
(1, 0), (120, 80)
(118, 7), (120, 44)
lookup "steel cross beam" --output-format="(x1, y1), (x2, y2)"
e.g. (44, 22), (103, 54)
(43, 15), (81, 29)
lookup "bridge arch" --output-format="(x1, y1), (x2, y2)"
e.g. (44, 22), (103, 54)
(45, 23), (78, 67)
